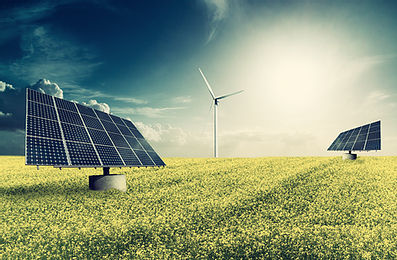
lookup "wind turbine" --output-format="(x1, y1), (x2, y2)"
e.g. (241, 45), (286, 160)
(198, 68), (244, 158)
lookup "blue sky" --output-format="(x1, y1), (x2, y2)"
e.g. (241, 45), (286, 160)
(0, 0), (396, 156)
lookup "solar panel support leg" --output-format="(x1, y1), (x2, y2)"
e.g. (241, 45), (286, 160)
(103, 167), (110, 175)
(342, 153), (357, 160)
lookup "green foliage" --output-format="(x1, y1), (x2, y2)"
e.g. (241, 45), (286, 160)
(0, 156), (396, 258)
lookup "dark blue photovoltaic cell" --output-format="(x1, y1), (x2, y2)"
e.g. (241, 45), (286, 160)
(124, 136), (144, 150)
(116, 125), (132, 136)
(66, 141), (101, 165)
(81, 115), (104, 130)
(147, 151), (165, 166)
(117, 147), (141, 165)
(356, 134), (367, 142)
(28, 89), (54, 106)
(95, 145), (124, 165)
(121, 118), (136, 128)
(110, 114), (124, 125)
(137, 138), (154, 151)
(328, 121), (381, 151)
(134, 150), (154, 166)
(365, 139), (381, 150)
(54, 97), (78, 112)
(101, 120), (120, 134)
(95, 110), (112, 122)
(76, 103), (96, 117)
(108, 132), (129, 148)
(130, 128), (143, 139)
(353, 141), (365, 150)
(367, 131), (380, 140)
(26, 136), (67, 165)
(27, 116), (61, 139)
(87, 128), (113, 146)
(343, 142), (354, 150)
(61, 123), (91, 143)
(58, 109), (83, 126)
(28, 101), (57, 120)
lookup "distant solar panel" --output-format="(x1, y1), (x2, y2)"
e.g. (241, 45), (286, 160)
(327, 121), (381, 151)
(25, 88), (165, 167)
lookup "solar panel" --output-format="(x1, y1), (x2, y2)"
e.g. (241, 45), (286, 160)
(25, 88), (165, 167)
(327, 120), (381, 151)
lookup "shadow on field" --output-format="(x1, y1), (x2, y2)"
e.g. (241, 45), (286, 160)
(0, 181), (89, 197)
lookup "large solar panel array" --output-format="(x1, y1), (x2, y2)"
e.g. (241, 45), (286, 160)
(25, 88), (165, 167)
(327, 120), (381, 151)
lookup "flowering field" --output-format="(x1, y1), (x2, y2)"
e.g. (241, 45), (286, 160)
(0, 156), (396, 258)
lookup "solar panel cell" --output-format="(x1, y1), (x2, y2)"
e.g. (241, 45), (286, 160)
(121, 119), (136, 129)
(54, 98), (78, 112)
(67, 142), (101, 165)
(95, 110), (112, 122)
(101, 120), (120, 134)
(147, 151), (165, 166)
(343, 142), (354, 150)
(26, 137), (68, 165)
(356, 134), (367, 142)
(87, 128), (113, 146)
(116, 125), (132, 136)
(81, 115), (104, 130)
(367, 131), (380, 140)
(28, 89), (54, 106)
(130, 128), (143, 138)
(76, 104), (96, 117)
(58, 109), (84, 126)
(61, 123), (91, 143)
(108, 133), (129, 148)
(117, 148), (141, 165)
(353, 141), (365, 150)
(137, 138), (154, 151)
(95, 145), (124, 165)
(134, 150), (154, 166)
(27, 116), (62, 139)
(365, 139), (380, 150)
(110, 114), (124, 125)
(369, 124), (380, 133)
(28, 101), (57, 120)
(124, 136), (144, 150)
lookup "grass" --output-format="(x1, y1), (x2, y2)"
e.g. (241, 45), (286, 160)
(0, 156), (396, 258)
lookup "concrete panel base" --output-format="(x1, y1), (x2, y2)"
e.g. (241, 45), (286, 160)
(89, 174), (126, 192)
(342, 153), (357, 160)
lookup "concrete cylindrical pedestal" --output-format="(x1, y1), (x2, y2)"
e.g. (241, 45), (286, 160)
(342, 153), (357, 160)
(89, 174), (126, 192)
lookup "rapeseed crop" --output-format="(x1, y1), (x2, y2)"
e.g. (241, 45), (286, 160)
(0, 156), (396, 258)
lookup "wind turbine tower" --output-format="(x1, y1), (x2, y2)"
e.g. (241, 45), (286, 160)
(198, 68), (244, 158)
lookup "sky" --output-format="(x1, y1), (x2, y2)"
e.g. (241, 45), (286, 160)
(0, 0), (396, 157)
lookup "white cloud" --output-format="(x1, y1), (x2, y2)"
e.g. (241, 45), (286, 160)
(0, 81), (14, 92)
(112, 96), (147, 104)
(112, 106), (185, 118)
(0, 111), (12, 117)
(81, 100), (110, 113)
(31, 78), (63, 98)
(62, 83), (147, 104)
(203, 0), (229, 43)
(173, 96), (192, 104)
(135, 122), (188, 145)
(366, 90), (390, 103)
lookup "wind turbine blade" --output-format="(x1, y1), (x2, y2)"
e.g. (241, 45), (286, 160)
(198, 68), (216, 100)
(216, 90), (244, 100)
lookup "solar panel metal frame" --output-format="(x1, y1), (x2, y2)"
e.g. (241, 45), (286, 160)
(327, 120), (381, 152)
(25, 88), (165, 168)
